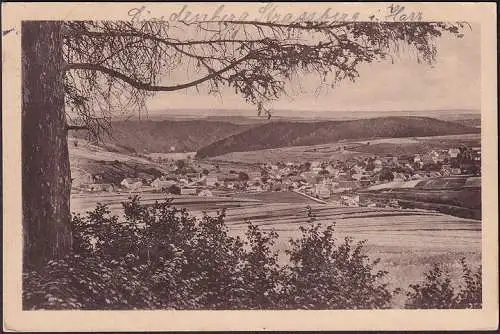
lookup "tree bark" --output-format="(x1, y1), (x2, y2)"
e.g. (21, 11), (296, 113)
(22, 21), (72, 270)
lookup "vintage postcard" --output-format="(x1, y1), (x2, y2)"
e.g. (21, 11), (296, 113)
(2, 2), (498, 331)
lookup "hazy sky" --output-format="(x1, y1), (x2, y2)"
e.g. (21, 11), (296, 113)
(145, 24), (480, 117)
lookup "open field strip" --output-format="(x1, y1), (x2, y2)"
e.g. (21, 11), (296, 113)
(71, 191), (481, 307)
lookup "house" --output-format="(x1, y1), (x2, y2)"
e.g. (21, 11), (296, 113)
(440, 164), (452, 176)
(198, 189), (213, 197)
(280, 167), (292, 176)
(351, 173), (364, 181)
(331, 187), (351, 194)
(87, 183), (114, 192)
(336, 180), (359, 189)
(384, 155), (398, 164)
(326, 166), (340, 177)
(248, 184), (264, 192)
(422, 151), (439, 165)
(429, 171), (442, 178)
(351, 165), (364, 175)
(221, 174), (240, 182)
(151, 178), (176, 190)
(300, 172), (316, 184)
(311, 167), (323, 174)
(261, 183), (272, 191)
(340, 194), (360, 207)
(393, 173), (406, 182)
(336, 173), (351, 181)
(186, 172), (202, 180)
(120, 178), (143, 190)
(360, 177), (371, 187)
(71, 168), (94, 187)
(436, 151), (449, 163)
(448, 148), (460, 158)
(315, 183), (331, 199)
(180, 187), (197, 195)
(205, 176), (218, 187)
(311, 161), (321, 168)
(471, 148), (481, 161)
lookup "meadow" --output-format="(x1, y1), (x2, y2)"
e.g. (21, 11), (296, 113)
(209, 134), (481, 164)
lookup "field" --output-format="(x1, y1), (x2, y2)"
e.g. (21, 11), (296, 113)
(209, 134), (481, 164)
(146, 152), (197, 160)
(361, 176), (482, 219)
(71, 190), (481, 307)
(210, 144), (370, 164)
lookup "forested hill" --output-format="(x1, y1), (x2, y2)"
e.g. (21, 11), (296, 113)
(69, 120), (252, 154)
(195, 116), (481, 158)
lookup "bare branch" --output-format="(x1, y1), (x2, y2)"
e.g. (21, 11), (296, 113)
(66, 50), (255, 92)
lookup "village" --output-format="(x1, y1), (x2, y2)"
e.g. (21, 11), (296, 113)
(71, 143), (481, 209)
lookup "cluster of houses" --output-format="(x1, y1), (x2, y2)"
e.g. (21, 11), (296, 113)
(72, 145), (481, 207)
(253, 145), (481, 202)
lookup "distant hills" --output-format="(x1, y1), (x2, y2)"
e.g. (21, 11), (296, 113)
(195, 116), (481, 158)
(70, 120), (252, 154)
(69, 116), (480, 158)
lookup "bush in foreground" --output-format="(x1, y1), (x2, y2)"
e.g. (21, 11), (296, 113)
(23, 197), (480, 310)
(405, 258), (482, 309)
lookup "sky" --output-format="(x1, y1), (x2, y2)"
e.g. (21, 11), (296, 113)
(144, 24), (480, 118)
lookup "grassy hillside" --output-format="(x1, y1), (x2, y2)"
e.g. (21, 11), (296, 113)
(196, 116), (480, 158)
(69, 139), (167, 185)
(70, 120), (252, 154)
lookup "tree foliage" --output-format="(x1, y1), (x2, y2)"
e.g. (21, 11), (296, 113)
(61, 20), (468, 137)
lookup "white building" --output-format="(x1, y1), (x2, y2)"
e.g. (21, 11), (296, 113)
(205, 176), (218, 187)
(181, 187), (197, 195)
(311, 161), (321, 168)
(151, 178), (176, 190)
(120, 178), (143, 190)
(87, 183), (114, 192)
(315, 183), (331, 199)
(448, 148), (460, 158)
(341, 194), (360, 207)
(198, 189), (213, 197)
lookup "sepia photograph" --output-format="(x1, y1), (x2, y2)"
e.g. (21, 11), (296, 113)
(2, 2), (498, 332)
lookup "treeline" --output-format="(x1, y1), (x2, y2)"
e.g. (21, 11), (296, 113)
(196, 117), (480, 158)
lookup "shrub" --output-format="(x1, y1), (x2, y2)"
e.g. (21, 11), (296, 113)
(238, 171), (249, 182)
(405, 258), (482, 309)
(280, 223), (394, 309)
(23, 197), (412, 310)
(23, 197), (283, 310)
(166, 184), (181, 195)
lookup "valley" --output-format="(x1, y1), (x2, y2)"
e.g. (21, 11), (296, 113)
(68, 114), (482, 305)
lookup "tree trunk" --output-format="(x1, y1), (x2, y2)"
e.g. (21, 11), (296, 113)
(22, 21), (72, 270)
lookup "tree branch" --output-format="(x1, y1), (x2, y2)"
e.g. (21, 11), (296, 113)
(66, 28), (271, 47)
(65, 51), (256, 92)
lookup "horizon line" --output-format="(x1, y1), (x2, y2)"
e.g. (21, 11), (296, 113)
(146, 107), (481, 115)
